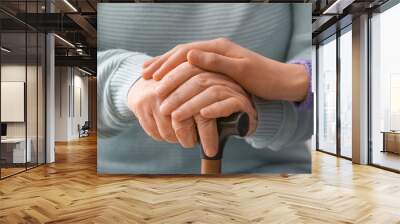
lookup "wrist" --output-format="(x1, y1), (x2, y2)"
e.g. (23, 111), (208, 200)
(127, 78), (144, 116)
(284, 64), (309, 102)
(267, 61), (309, 102)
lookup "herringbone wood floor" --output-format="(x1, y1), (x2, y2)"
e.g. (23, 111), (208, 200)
(1, 135), (400, 224)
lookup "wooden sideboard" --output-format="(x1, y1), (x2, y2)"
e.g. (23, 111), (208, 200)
(382, 131), (400, 154)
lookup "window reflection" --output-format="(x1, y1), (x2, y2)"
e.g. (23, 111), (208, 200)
(318, 37), (337, 154)
(371, 3), (400, 171)
(340, 29), (352, 158)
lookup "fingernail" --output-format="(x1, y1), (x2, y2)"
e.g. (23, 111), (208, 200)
(153, 71), (161, 80)
(187, 50), (197, 63)
(141, 69), (150, 78)
(205, 148), (217, 157)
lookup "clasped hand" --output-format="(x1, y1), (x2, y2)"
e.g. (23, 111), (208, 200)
(129, 38), (308, 156)
(128, 61), (257, 157)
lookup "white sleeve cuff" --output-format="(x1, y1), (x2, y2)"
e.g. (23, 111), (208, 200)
(109, 54), (151, 120)
(98, 50), (151, 137)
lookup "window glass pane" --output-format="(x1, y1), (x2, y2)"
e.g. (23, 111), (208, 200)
(27, 31), (38, 169)
(26, 0), (40, 170)
(340, 29), (352, 158)
(1, 31), (27, 177)
(371, 3), (400, 171)
(318, 37), (337, 154)
(0, 1), (46, 179)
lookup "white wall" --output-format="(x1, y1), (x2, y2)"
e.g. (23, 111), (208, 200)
(54, 67), (89, 141)
(55, 66), (69, 141)
(1, 65), (26, 137)
(1, 65), (41, 137)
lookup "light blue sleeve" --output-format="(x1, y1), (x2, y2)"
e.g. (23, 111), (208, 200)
(286, 3), (312, 62)
(97, 49), (151, 138)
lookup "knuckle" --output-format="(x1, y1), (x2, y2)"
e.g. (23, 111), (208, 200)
(145, 127), (160, 140)
(235, 60), (247, 75)
(161, 130), (175, 140)
(219, 109), (230, 118)
(216, 37), (229, 44)
(168, 92), (182, 106)
(205, 54), (219, 67)
(205, 107), (217, 116)
(162, 73), (177, 87)
(196, 119), (209, 128)
(171, 111), (181, 121)
(215, 37), (231, 47)
(149, 132), (161, 141)
(208, 85), (224, 98)
(192, 74), (209, 87)
(233, 98), (244, 110)
(181, 61), (193, 69)
(175, 44), (183, 50)
(182, 61), (202, 74)
(177, 47), (188, 55)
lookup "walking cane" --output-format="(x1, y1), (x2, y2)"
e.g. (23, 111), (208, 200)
(200, 112), (250, 174)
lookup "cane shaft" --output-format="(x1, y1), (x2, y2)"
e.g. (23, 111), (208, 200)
(199, 112), (249, 175)
(201, 159), (221, 174)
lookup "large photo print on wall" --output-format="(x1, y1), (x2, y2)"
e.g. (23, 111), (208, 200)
(97, 3), (313, 174)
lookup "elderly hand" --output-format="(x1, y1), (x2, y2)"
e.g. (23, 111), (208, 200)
(142, 38), (309, 103)
(129, 62), (257, 156)
(157, 62), (257, 135)
(128, 78), (197, 148)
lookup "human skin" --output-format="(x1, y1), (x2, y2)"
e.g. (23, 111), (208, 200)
(142, 38), (309, 103)
(128, 63), (257, 157)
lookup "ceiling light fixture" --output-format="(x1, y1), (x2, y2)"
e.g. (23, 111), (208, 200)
(54, 34), (75, 48)
(323, 0), (354, 15)
(1, 47), (11, 53)
(78, 67), (92, 76)
(63, 0), (78, 12)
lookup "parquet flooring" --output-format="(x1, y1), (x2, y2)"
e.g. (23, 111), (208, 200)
(0, 135), (400, 223)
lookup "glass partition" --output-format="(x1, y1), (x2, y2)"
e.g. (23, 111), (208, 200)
(27, 31), (38, 169)
(1, 31), (28, 177)
(339, 27), (352, 158)
(370, 3), (400, 171)
(317, 36), (337, 154)
(0, 1), (46, 179)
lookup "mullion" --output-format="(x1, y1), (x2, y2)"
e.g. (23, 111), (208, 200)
(36, 0), (39, 168)
(25, 0), (28, 171)
(0, 22), (2, 179)
(316, 44), (319, 151)
(336, 27), (341, 157)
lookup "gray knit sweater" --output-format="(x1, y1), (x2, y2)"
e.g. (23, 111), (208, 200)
(97, 3), (313, 174)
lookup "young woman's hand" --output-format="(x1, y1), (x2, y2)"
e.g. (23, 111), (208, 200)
(142, 38), (309, 102)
